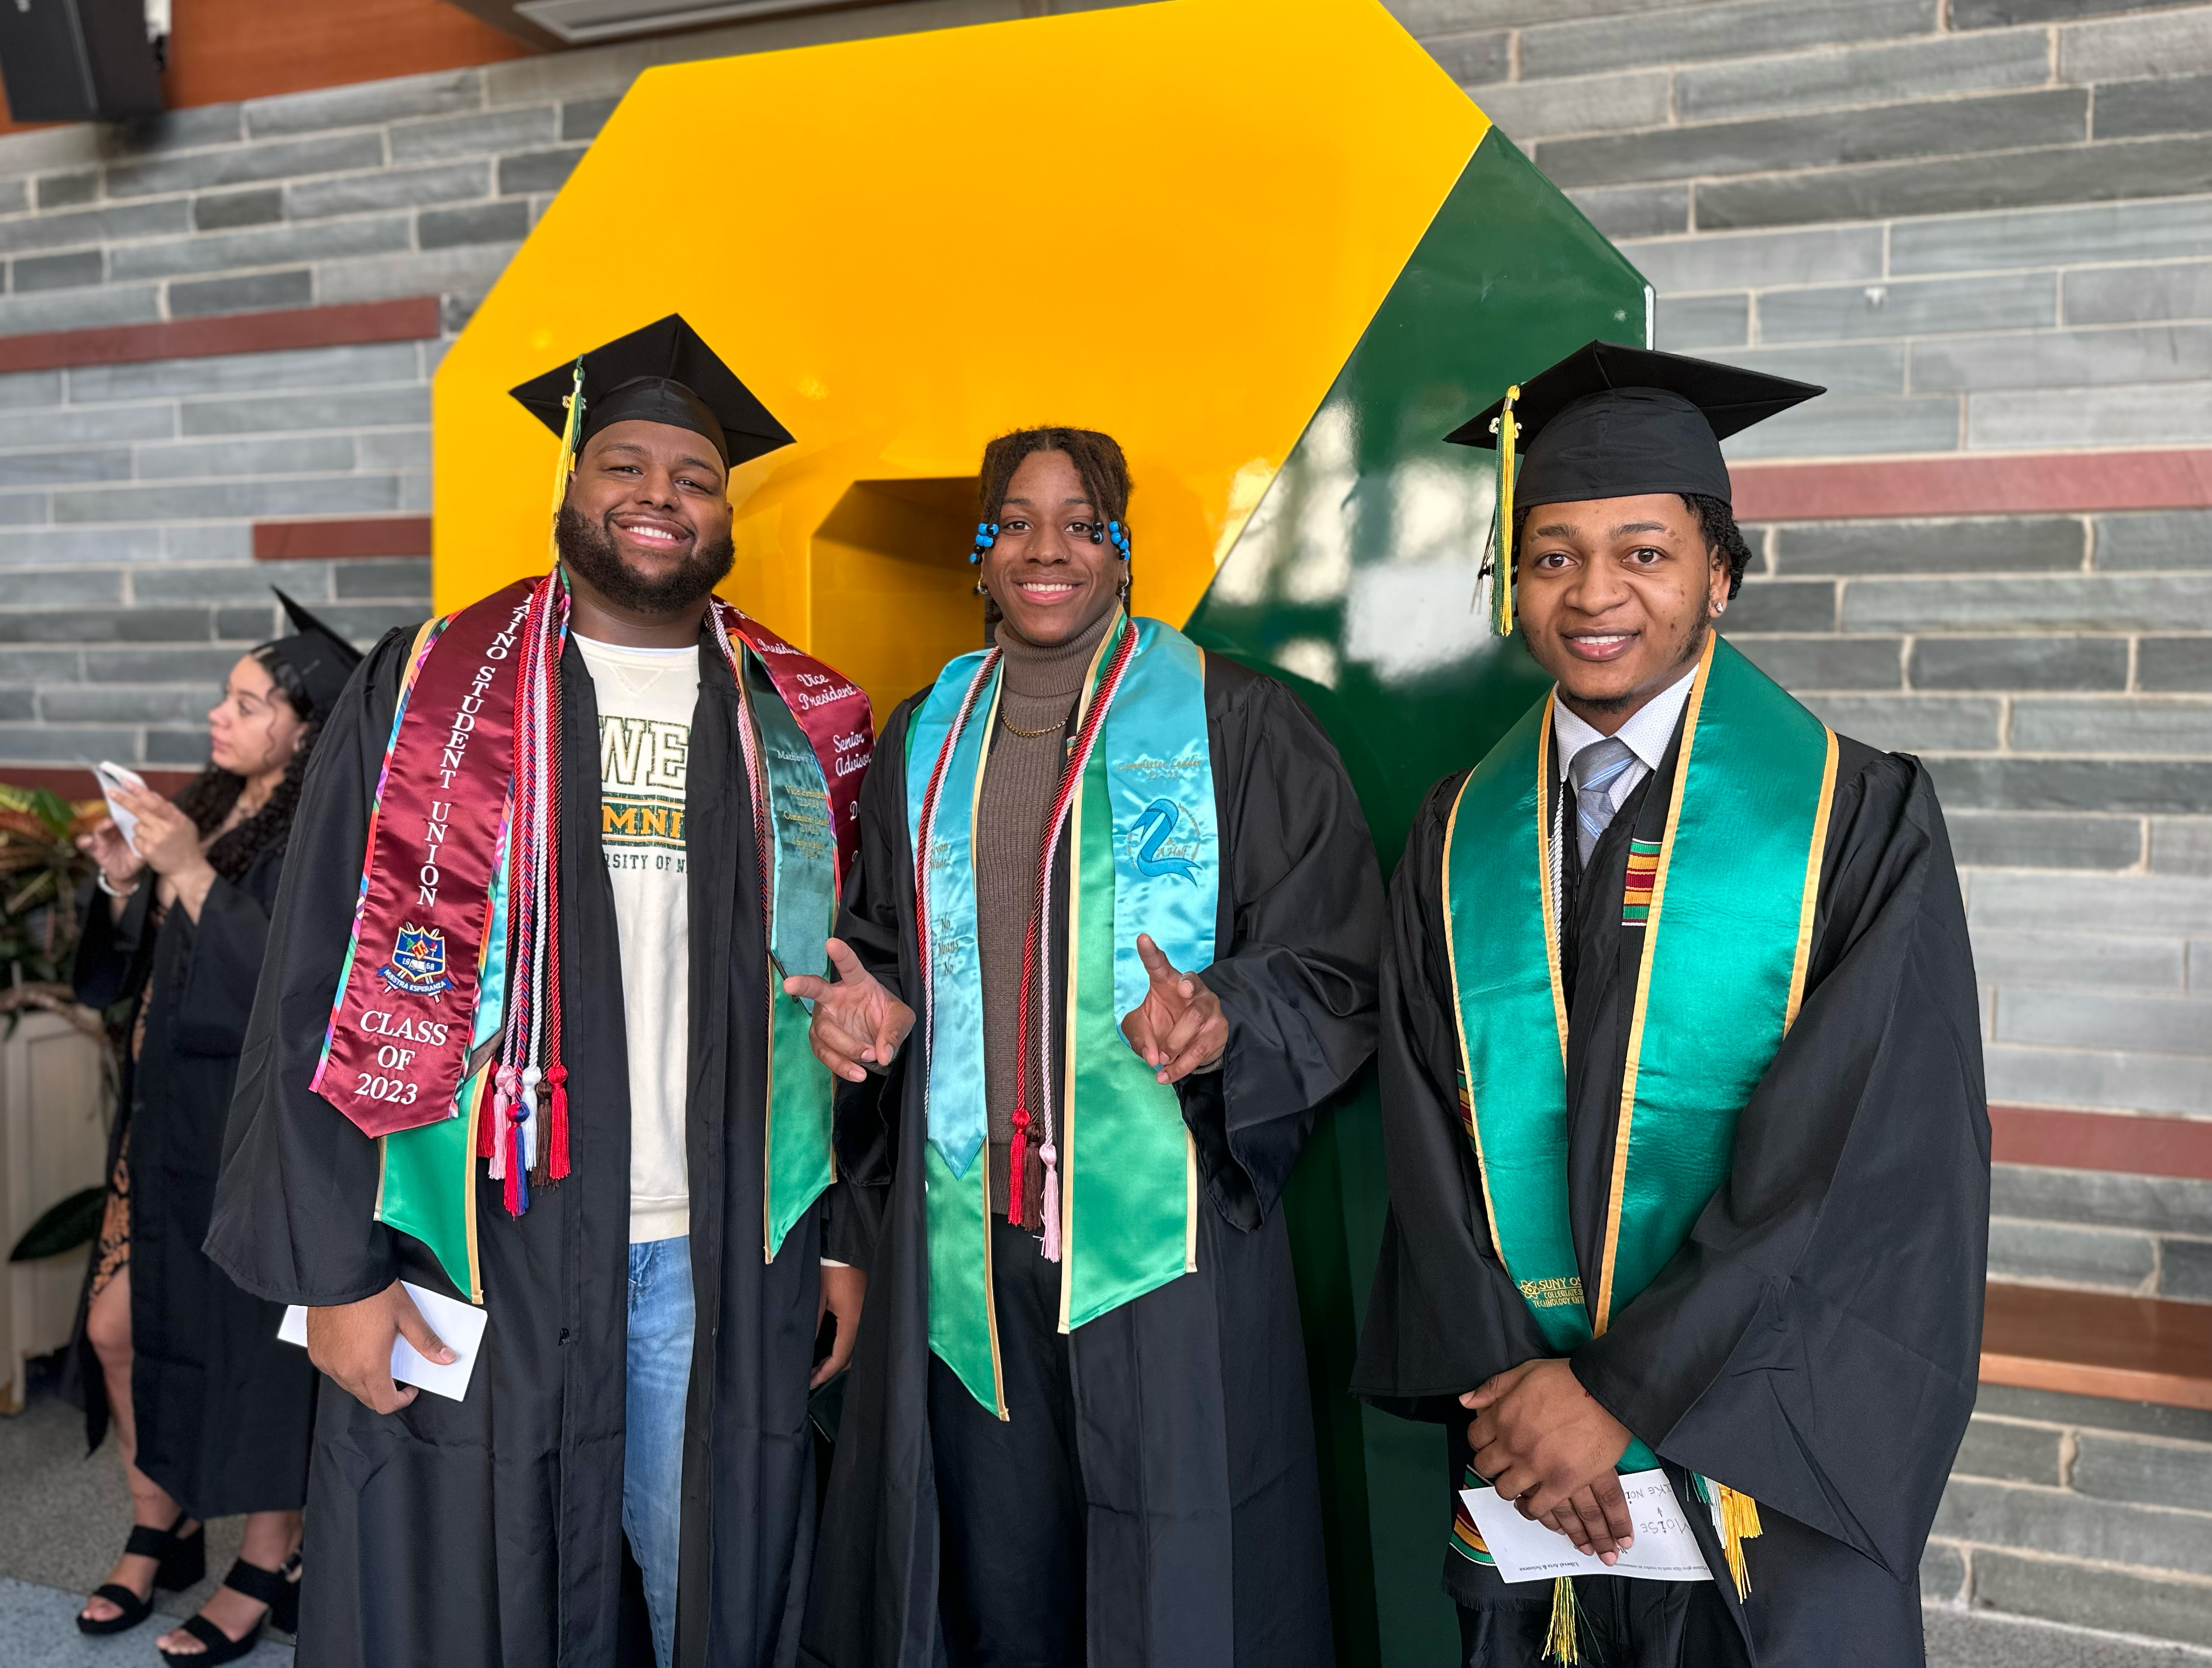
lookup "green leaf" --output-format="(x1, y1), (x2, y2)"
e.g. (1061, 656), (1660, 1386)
(0, 782), (73, 840)
(8, 1185), (105, 1262)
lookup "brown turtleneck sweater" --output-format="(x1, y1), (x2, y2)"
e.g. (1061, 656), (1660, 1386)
(977, 608), (1115, 1220)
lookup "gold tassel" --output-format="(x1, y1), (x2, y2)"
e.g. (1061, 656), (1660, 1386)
(1543, 1575), (1579, 1665)
(548, 358), (586, 566)
(1489, 384), (1521, 638)
(1716, 1484), (1763, 1601)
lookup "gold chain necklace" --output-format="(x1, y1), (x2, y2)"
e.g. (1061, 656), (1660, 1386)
(999, 712), (1066, 740)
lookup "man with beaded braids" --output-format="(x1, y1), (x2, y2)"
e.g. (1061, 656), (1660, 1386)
(1351, 343), (1989, 1667)
(209, 317), (877, 1668)
(796, 428), (1382, 1668)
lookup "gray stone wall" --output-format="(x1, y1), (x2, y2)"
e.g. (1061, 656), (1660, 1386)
(1396, 0), (2212, 1121)
(0, 0), (1037, 772)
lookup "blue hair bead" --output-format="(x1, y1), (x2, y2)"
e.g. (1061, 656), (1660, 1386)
(969, 521), (998, 564)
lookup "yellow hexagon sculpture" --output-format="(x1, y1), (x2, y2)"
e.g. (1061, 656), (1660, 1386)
(431, 7), (1652, 1660)
(433, 0), (1491, 714)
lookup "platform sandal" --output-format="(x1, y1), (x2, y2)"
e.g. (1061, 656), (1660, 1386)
(74, 1511), (204, 1635)
(156, 1549), (302, 1666)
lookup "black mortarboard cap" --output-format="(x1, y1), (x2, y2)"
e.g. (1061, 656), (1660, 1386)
(263, 590), (364, 721)
(1444, 339), (1823, 508)
(508, 314), (795, 469)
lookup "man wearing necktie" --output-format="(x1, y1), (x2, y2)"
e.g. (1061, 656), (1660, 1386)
(1354, 343), (1988, 1668)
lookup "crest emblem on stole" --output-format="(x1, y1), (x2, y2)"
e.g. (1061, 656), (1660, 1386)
(1126, 797), (1202, 882)
(380, 923), (453, 996)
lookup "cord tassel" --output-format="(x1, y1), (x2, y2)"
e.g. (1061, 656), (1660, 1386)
(1038, 1141), (1061, 1263)
(1006, 1106), (1030, 1227)
(544, 1062), (570, 1180)
(505, 1117), (529, 1216)
(1543, 1576), (1580, 1665)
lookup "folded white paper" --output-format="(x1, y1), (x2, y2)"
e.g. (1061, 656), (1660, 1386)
(1460, 1468), (1715, 1584)
(279, 1282), (488, 1403)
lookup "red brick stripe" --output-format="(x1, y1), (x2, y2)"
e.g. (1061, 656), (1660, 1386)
(1982, 1283), (2212, 1411)
(254, 515), (432, 561)
(1991, 1105), (2212, 1182)
(1, 765), (198, 802)
(0, 297), (441, 375)
(1732, 448), (2212, 523)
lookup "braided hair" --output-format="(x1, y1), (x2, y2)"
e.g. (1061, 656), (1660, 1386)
(1511, 491), (1755, 599)
(976, 427), (1134, 634)
(171, 643), (322, 883)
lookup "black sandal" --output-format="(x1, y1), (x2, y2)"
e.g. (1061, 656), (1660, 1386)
(156, 1549), (302, 1666)
(75, 1512), (204, 1635)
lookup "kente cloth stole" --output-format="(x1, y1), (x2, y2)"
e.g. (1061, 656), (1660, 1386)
(316, 580), (871, 1301)
(1439, 633), (1835, 1562)
(906, 614), (1217, 1417)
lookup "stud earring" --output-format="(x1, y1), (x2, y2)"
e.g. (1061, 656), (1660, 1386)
(971, 522), (997, 565)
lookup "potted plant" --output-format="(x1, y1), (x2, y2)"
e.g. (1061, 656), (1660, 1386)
(0, 781), (115, 1412)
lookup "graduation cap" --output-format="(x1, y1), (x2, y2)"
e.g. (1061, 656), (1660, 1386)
(1443, 341), (1824, 634)
(508, 314), (795, 470)
(262, 590), (364, 721)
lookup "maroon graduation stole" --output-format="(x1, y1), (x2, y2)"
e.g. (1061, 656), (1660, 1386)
(311, 567), (870, 1218)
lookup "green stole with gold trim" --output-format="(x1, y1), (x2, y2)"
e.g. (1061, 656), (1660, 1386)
(1442, 633), (1838, 1478)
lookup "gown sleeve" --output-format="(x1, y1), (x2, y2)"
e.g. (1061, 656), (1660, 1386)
(205, 628), (416, 1308)
(1349, 775), (1550, 1414)
(72, 866), (155, 1014)
(825, 696), (919, 1216)
(1569, 748), (1989, 1579)
(1181, 669), (1384, 1228)
(169, 850), (284, 1058)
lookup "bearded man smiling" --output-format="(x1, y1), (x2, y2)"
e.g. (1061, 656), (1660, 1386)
(213, 317), (876, 1668)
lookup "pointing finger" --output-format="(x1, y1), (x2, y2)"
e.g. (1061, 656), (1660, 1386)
(824, 937), (870, 984)
(1135, 933), (1183, 990)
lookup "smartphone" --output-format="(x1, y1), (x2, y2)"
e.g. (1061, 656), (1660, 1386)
(94, 760), (148, 849)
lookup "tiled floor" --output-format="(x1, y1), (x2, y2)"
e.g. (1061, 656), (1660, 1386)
(0, 1371), (292, 1666)
(2, 1361), (2205, 1667)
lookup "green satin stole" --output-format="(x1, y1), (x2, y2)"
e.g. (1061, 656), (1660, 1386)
(1441, 632), (1837, 1473)
(376, 633), (841, 1299)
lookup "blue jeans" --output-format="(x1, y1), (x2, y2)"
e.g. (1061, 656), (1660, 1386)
(625, 1236), (694, 1668)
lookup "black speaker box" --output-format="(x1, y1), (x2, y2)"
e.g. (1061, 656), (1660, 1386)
(0, 0), (161, 124)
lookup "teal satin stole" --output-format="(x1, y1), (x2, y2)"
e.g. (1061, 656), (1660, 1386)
(1440, 633), (1838, 1473)
(908, 614), (1217, 1416)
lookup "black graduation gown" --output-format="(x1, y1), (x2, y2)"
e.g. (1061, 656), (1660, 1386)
(208, 623), (868, 1668)
(62, 845), (317, 1518)
(802, 653), (1384, 1668)
(1351, 721), (1990, 1667)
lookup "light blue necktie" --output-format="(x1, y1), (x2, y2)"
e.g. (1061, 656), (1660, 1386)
(1569, 737), (1637, 866)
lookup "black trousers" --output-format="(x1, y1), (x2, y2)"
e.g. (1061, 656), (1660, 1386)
(929, 1215), (1086, 1668)
(1457, 1576), (1745, 1668)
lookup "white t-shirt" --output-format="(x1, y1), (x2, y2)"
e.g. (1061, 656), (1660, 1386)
(577, 634), (699, 1244)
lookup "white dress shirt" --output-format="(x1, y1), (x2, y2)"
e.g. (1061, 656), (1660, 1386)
(1551, 662), (1700, 808)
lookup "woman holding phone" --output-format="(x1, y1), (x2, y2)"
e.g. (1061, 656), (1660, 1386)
(65, 594), (357, 1664)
